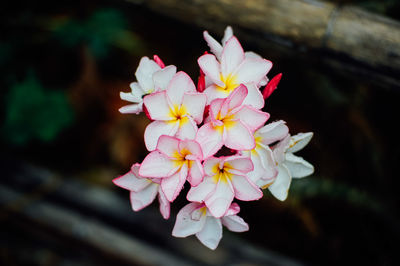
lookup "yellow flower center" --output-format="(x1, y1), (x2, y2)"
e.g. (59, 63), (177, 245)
(169, 104), (189, 126)
(212, 162), (234, 184)
(217, 74), (239, 94)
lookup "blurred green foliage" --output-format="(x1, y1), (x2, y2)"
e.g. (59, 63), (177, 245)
(50, 9), (143, 58)
(2, 73), (73, 145)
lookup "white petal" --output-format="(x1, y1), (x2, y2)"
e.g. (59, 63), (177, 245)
(195, 217), (222, 250)
(139, 151), (176, 178)
(203, 31), (223, 60)
(120, 91), (141, 103)
(284, 153), (314, 178)
(234, 58), (272, 85)
(188, 160), (205, 186)
(161, 163), (188, 202)
(224, 120), (255, 151)
(221, 37), (245, 77)
(187, 176), (216, 203)
(204, 85), (230, 104)
(129, 183), (158, 211)
(157, 188), (170, 219)
(268, 164), (292, 201)
(256, 120), (289, 145)
(198, 54), (224, 87)
(182, 93), (207, 124)
(129, 82), (146, 99)
(167, 71), (196, 106)
(153, 65), (177, 91)
(221, 26), (233, 45)
(156, 135), (180, 158)
(135, 57), (161, 93)
(273, 135), (291, 164)
(231, 174), (263, 201)
(143, 91), (172, 121)
(203, 157), (221, 176)
(119, 103), (143, 114)
(241, 83), (265, 109)
(113, 164), (151, 192)
(172, 203), (207, 237)
(205, 181), (234, 218)
(196, 123), (223, 158)
(221, 215), (249, 232)
(234, 106), (269, 131)
(144, 121), (179, 152)
(287, 132), (313, 153)
(176, 116), (198, 141)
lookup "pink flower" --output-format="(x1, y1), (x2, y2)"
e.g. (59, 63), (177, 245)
(143, 71), (207, 151)
(119, 56), (177, 114)
(187, 155), (262, 218)
(112, 164), (170, 219)
(139, 135), (204, 202)
(172, 202), (248, 250)
(198, 35), (272, 108)
(196, 85), (269, 158)
(241, 120), (289, 187)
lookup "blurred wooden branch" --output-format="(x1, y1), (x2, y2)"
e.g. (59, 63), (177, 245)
(129, 0), (400, 88)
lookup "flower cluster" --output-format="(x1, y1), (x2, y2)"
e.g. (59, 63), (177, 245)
(113, 27), (314, 250)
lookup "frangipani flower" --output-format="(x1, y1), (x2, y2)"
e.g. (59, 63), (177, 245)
(112, 164), (170, 219)
(242, 120), (289, 187)
(196, 85), (269, 158)
(139, 135), (204, 202)
(267, 132), (315, 201)
(143, 71), (207, 151)
(172, 202), (248, 250)
(203, 26), (268, 87)
(187, 155), (262, 218)
(198, 36), (272, 108)
(119, 56), (177, 114)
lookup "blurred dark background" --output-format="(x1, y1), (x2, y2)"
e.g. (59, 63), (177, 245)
(1, 0), (400, 265)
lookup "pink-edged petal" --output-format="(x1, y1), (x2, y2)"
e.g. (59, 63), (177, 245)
(188, 160), (205, 186)
(203, 157), (221, 176)
(167, 71), (196, 105)
(139, 151), (176, 178)
(135, 57), (161, 93)
(224, 120), (255, 151)
(182, 93), (207, 124)
(187, 176), (216, 203)
(223, 155), (253, 173)
(203, 31), (223, 60)
(221, 215), (249, 232)
(234, 106), (269, 131)
(284, 153), (314, 178)
(226, 84), (247, 110)
(144, 121), (179, 151)
(157, 188), (170, 219)
(268, 164), (292, 201)
(204, 85), (230, 104)
(155, 135), (180, 158)
(205, 181), (234, 218)
(161, 163), (188, 202)
(129, 183), (158, 211)
(241, 83), (264, 109)
(231, 174), (263, 201)
(287, 132), (313, 153)
(221, 37), (245, 77)
(113, 164), (150, 192)
(257, 120), (289, 145)
(179, 139), (203, 160)
(224, 202), (240, 216)
(119, 103), (143, 114)
(172, 203), (206, 237)
(196, 123), (223, 158)
(195, 217), (222, 250)
(234, 58), (272, 85)
(198, 54), (224, 87)
(143, 91), (171, 120)
(221, 26), (233, 45)
(176, 116), (198, 141)
(153, 65), (177, 91)
(209, 98), (225, 121)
